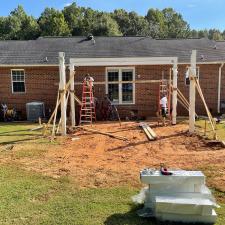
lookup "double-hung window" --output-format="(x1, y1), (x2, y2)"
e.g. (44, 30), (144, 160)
(11, 69), (26, 93)
(106, 67), (135, 104)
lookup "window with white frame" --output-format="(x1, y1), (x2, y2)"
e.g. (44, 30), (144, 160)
(106, 67), (135, 104)
(11, 69), (26, 93)
(185, 67), (200, 85)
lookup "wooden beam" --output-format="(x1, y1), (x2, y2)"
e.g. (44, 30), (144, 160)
(59, 52), (67, 136)
(189, 50), (197, 133)
(76, 126), (128, 141)
(70, 64), (76, 127)
(74, 79), (163, 85)
(172, 60), (178, 125)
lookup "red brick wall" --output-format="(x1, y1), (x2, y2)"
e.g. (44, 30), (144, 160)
(0, 64), (221, 120)
(0, 66), (59, 119)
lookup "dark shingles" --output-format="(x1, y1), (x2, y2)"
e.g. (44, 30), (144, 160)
(0, 36), (225, 65)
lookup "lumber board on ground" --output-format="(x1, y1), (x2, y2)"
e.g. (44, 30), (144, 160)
(76, 126), (128, 141)
(146, 126), (157, 139)
(139, 122), (156, 141)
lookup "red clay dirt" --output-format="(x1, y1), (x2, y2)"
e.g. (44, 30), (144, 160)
(6, 121), (225, 191)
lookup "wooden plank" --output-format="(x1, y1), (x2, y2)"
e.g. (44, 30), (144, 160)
(76, 126), (128, 141)
(74, 79), (163, 85)
(146, 125), (157, 139)
(139, 122), (155, 140)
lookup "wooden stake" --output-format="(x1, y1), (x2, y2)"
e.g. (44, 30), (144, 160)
(51, 92), (60, 138)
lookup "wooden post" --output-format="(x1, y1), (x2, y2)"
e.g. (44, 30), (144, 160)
(189, 50), (197, 133)
(59, 52), (67, 136)
(70, 63), (76, 127)
(172, 60), (178, 125)
(218, 63), (224, 114)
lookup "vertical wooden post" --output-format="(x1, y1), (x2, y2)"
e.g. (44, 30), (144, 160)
(172, 59), (178, 125)
(218, 63), (224, 114)
(59, 52), (67, 136)
(70, 62), (76, 127)
(189, 50), (197, 133)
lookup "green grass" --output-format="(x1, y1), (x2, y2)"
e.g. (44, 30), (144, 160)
(0, 122), (225, 224)
(0, 122), (44, 145)
(195, 119), (225, 140)
(0, 165), (224, 225)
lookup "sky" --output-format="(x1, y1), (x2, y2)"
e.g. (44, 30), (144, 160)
(0, 0), (225, 31)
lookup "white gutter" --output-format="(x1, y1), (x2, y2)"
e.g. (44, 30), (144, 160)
(218, 63), (224, 113)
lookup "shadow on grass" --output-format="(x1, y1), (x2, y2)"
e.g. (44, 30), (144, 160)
(0, 136), (43, 145)
(104, 204), (214, 225)
(104, 205), (154, 225)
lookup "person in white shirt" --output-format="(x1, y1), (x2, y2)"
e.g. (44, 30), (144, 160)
(84, 73), (94, 92)
(160, 94), (167, 125)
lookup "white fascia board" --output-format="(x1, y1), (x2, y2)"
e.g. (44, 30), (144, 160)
(0, 64), (58, 67)
(70, 57), (178, 66)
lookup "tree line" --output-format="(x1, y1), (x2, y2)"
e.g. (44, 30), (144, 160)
(0, 3), (224, 40)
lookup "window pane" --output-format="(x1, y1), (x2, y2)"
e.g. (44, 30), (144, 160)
(108, 71), (119, 81)
(108, 84), (119, 103)
(12, 70), (25, 81)
(122, 70), (133, 81)
(13, 82), (25, 93)
(122, 83), (133, 102)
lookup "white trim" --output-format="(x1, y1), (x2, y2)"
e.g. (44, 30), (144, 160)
(11, 69), (26, 94)
(1, 60), (225, 67)
(0, 64), (58, 67)
(105, 67), (136, 105)
(70, 57), (177, 66)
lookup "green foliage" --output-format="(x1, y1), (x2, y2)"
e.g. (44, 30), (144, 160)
(38, 8), (70, 36)
(0, 2), (224, 40)
(0, 5), (40, 40)
(146, 8), (190, 38)
(112, 9), (149, 36)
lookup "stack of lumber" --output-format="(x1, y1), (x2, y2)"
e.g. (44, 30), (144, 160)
(139, 122), (157, 141)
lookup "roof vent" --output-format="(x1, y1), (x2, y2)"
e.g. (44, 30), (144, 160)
(214, 44), (217, 49)
(200, 54), (205, 61)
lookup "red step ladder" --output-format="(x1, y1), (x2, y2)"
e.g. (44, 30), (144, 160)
(79, 79), (96, 125)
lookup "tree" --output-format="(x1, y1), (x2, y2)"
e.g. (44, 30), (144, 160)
(62, 2), (83, 35)
(112, 9), (149, 36)
(208, 29), (223, 40)
(92, 13), (122, 36)
(198, 29), (209, 38)
(190, 29), (199, 38)
(146, 9), (166, 38)
(0, 5), (40, 40)
(38, 8), (70, 36)
(162, 8), (190, 38)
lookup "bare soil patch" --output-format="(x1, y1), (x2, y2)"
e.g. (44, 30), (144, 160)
(3, 121), (225, 191)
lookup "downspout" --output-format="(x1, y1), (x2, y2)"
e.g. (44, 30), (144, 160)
(218, 63), (224, 114)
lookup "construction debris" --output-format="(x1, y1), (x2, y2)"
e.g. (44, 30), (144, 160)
(139, 122), (157, 141)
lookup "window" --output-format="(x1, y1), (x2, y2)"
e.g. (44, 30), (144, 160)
(185, 67), (200, 86)
(11, 69), (25, 93)
(106, 67), (135, 104)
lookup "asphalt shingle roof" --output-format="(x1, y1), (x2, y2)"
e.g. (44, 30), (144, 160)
(0, 36), (225, 65)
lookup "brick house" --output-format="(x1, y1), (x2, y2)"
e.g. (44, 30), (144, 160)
(1, 36), (225, 120)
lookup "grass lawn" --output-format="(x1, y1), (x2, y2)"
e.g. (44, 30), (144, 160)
(0, 122), (225, 225)
(195, 119), (225, 140)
